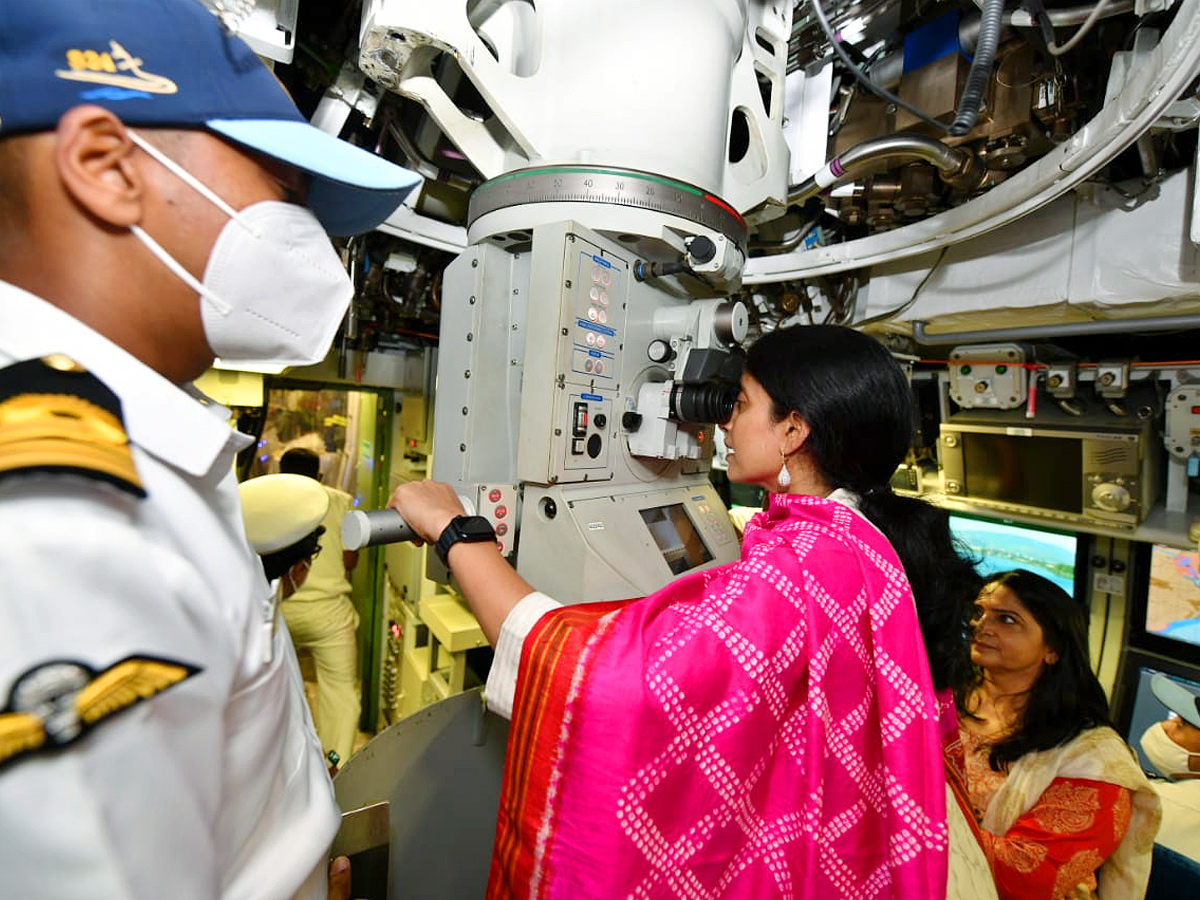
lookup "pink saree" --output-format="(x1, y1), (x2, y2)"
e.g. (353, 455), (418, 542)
(489, 494), (948, 899)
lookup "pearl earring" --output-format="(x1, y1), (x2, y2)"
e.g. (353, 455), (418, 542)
(777, 453), (792, 489)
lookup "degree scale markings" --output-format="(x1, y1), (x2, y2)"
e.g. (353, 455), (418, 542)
(468, 166), (748, 249)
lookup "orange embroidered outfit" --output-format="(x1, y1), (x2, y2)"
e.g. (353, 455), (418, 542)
(944, 723), (1161, 900)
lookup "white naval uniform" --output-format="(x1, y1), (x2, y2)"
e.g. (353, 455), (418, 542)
(1153, 778), (1200, 862)
(0, 282), (339, 899)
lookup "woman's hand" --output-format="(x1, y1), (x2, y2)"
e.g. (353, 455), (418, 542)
(386, 480), (467, 544)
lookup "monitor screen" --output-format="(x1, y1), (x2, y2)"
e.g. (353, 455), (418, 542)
(1117, 659), (1200, 775)
(640, 503), (714, 576)
(948, 513), (1080, 595)
(961, 432), (1083, 514)
(1143, 543), (1200, 649)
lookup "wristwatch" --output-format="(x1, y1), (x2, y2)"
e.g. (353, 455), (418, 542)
(435, 515), (496, 567)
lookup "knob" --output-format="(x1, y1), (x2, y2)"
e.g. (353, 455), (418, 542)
(647, 340), (674, 363)
(687, 236), (716, 264)
(713, 300), (749, 345)
(622, 411), (643, 431)
(1092, 482), (1131, 512)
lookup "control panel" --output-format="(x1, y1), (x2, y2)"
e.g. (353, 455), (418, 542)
(476, 483), (519, 557)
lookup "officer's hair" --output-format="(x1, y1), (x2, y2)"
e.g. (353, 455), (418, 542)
(280, 448), (321, 480)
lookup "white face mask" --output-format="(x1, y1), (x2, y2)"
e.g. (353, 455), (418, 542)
(1140, 720), (1200, 780)
(126, 131), (353, 371)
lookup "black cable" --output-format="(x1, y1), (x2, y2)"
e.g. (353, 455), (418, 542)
(804, 0), (951, 133)
(854, 246), (950, 327)
(1095, 583), (1112, 677)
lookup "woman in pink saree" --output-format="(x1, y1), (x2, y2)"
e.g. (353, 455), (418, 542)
(390, 325), (983, 899)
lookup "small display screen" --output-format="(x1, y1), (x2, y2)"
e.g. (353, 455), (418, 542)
(1122, 664), (1200, 774)
(640, 503), (714, 575)
(961, 432), (1082, 513)
(1144, 543), (1200, 649)
(949, 514), (1079, 595)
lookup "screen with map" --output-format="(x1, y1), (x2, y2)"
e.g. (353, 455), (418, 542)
(1143, 543), (1200, 650)
(948, 514), (1081, 596)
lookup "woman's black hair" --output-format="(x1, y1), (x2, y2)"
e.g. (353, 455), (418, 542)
(259, 526), (324, 582)
(956, 569), (1113, 770)
(744, 324), (982, 690)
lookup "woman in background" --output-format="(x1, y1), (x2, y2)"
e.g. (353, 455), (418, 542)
(945, 570), (1160, 899)
(391, 324), (983, 899)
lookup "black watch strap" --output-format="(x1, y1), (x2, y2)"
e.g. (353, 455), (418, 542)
(435, 515), (496, 567)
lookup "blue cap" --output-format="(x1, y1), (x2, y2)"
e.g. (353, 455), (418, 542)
(0, 0), (421, 236)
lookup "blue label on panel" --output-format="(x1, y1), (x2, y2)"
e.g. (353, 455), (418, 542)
(589, 349), (602, 358)
(582, 393), (603, 402)
(591, 254), (613, 269)
(577, 319), (617, 336)
(690, 495), (707, 502)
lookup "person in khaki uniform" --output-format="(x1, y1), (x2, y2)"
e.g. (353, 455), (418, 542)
(279, 449), (362, 770)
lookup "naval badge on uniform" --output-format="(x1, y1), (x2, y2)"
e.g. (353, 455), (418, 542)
(0, 354), (145, 496)
(0, 657), (201, 771)
(0, 358), (199, 770)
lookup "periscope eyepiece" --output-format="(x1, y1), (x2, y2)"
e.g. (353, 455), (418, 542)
(669, 380), (738, 424)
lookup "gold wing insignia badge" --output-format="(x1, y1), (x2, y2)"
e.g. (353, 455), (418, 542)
(0, 713), (46, 769)
(76, 658), (196, 725)
(0, 656), (200, 773)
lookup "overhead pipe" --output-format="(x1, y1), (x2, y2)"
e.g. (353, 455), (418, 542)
(911, 313), (1200, 345)
(789, 134), (986, 206)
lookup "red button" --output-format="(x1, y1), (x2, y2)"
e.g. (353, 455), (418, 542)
(488, 488), (502, 503)
(495, 523), (509, 536)
(495, 505), (508, 519)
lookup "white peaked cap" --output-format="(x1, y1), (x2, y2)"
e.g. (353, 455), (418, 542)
(1151, 673), (1200, 730)
(238, 473), (329, 553)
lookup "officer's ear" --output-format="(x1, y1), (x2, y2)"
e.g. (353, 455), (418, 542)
(53, 105), (146, 228)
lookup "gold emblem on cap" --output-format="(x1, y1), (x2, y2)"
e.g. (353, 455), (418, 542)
(56, 42), (178, 96)
(41, 354), (86, 374)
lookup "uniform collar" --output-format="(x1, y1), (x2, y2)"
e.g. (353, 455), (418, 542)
(0, 280), (250, 478)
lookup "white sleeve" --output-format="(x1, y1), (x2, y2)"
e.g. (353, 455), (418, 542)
(484, 591), (563, 720)
(0, 488), (229, 899)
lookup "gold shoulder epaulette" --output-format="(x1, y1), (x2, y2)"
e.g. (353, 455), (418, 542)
(0, 354), (145, 497)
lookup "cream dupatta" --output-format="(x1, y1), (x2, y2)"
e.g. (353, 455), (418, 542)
(980, 726), (1162, 898)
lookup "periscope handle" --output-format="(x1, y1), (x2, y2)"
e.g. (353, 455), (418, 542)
(340, 495), (477, 551)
